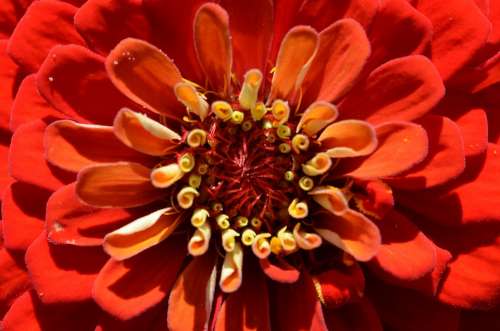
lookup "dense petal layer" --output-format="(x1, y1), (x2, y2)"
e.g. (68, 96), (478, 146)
(7, 0), (85, 72)
(45, 120), (152, 172)
(0, 0), (31, 39)
(302, 18), (370, 103)
(386, 115), (465, 189)
(259, 257), (300, 283)
(93, 237), (186, 320)
(0, 244), (29, 317)
(194, 3), (232, 95)
(46, 183), (146, 246)
(37, 44), (135, 125)
(0, 131), (12, 197)
(9, 120), (73, 191)
(76, 162), (163, 208)
(2, 182), (48, 251)
(314, 263), (365, 308)
(339, 56), (445, 124)
(323, 298), (383, 331)
(106, 38), (184, 119)
(0, 40), (20, 130)
(315, 209), (381, 262)
(341, 121), (429, 178)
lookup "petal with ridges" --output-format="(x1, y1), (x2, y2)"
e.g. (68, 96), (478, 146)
(318, 120), (377, 158)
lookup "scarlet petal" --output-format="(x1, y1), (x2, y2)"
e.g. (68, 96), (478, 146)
(46, 183), (145, 246)
(168, 252), (217, 331)
(0, 131), (13, 198)
(220, 0), (273, 79)
(259, 257), (300, 283)
(93, 237), (186, 320)
(26, 231), (108, 304)
(323, 298), (382, 331)
(194, 3), (232, 95)
(368, 210), (436, 283)
(7, 0), (85, 72)
(397, 144), (500, 226)
(76, 162), (163, 208)
(215, 259), (271, 331)
(386, 115), (465, 189)
(272, 272), (328, 331)
(366, 0), (432, 70)
(106, 38), (184, 119)
(10, 74), (62, 132)
(75, 0), (152, 54)
(302, 18), (370, 104)
(0, 0), (31, 38)
(2, 291), (100, 331)
(38, 44), (135, 125)
(0, 40), (21, 130)
(0, 244), (29, 317)
(342, 121), (429, 178)
(9, 120), (74, 191)
(415, 0), (491, 80)
(339, 56), (445, 124)
(314, 263), (365, 308)
(45, 120), (153, 172)
(2, 182), (47, 251)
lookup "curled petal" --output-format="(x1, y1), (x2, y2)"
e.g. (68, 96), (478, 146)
(309, 186), (348, 215)
(188, 221), (211, 256)
(297, 101), (338, 136)
(106, 38), (184, 119)
(220, 242), (243, 293)
(222, 229), (240, 253)
(174, 83), (209, 120)
(252, 233), (272, 259)
(150, 164), (184, 188)
(113, 108), (180, 156)
(177, 187), (199, 209)
(293, 223), (322, 250)
(288, 199), (309, 219)
(277, 227), (298, 254)
(103, 208), (182, 261)
(318, 120), (377, 158)
(302, 152), (332, 176)
(315, 209), (381, 262)
(191, 208), (209, 228)
(238, 69), (263, 110)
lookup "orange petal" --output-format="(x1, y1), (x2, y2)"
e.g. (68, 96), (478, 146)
(343, 121), (429, 178)
(45, 120), (152, 172)
(297, 101), (338, 136)
(220, 242), (243, 293)
(293, 223), (322, 250)
(113, 108), (180, 156)
(194, 3), (232, 95)
(315, 209), (381, 262)
(103, 208), (182, 261)
(318, 120), (378, 158)
(105, 38), (184, 119)
(309, 186), (349, 215)
(269, 25), (319, 102)
(150, 164), (184, 189)
(188, 221), (211, 256)
(76, 162), (163, 208)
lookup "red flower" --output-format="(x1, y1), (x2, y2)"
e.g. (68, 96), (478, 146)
(1, 0), (499, 330)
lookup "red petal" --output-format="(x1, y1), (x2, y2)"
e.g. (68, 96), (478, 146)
(96, 301), (167, 331)
(2, 291), (100, 331)
(10, 74), (62, 132)
(194, 3), (232, 95)
(7, 0), (85, 72)
(0, 0), (31, 38)
(353, 179), (394, 220)
(9, 120), (74, 191)
(397, 144), (500, 226)
(415, 0), (491, 81)
(386, 115), (465, 189)
(168, 252), (217, 331)
(341, 121), (429, 178)
(323, 298), (383, 331)
(366, 0), (432, 71)
(259, 257), (300, 283)
(0, 40), (21, 131)
(215, 259), (271, 331)
(2, 182), (47, 251)
(37, 44), (136, 125)
(368, 280), (460, 331)
(220, 0), (273, 80)
(46, 183), (146, 246)
(269, 0), (304, 62)
(45, 120), (153, 172)
(368, 210), (437, 283)
(272, 272), (328, 331)
(0, 244), (29, 317)
(93, 236), (186, 320)
(0, 131), (13, 198)
(26, 231), (108, 303)
(302, 18), (370, 104)
(75, 0), (152, 55)
(339, 55), (445, 124)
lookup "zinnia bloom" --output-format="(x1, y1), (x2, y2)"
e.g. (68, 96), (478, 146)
(0, 0), (499, 330)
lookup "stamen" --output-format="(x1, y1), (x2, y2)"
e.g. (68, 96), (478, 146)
(284, 170), (295, 181)
(211, 100), (233, 121)
(293, 223), (322, 250)
(288, 198), (309, 219)
(238, 69), (262, 110)
(277, 227), (297, 253)
(216, 214), (230, 229)
(220, 243), (243, 293)
(251, 217), (262, 229)
(150, 163), (184, 188)
(279, 143), (291, 154)
(262, 119), (273, 129)
(252, 233), (272, 258)
(251, 102), (267, 121)
(235, 216), (249, 228)
(277, 125), (291, 139)
(298, 176), (314, 191)
(302, 152), (332, 176)
(191, 208), (209, 227)
(291, 134), (310, 153)
(187, 129), (207, 147)
(241, 229), (257, 246)
(178, 153), (196, 173)
(177, 186), (199, 209)
(271, 100), (290, 125)
(188, 174), (202, 188)
(230, 110), (244, 125)
(241, 120), (253, 131)
(188, 221), (211, 256)
(174, 82), (209, 120)
(222, 229), (240, 252)
(270, 237), (283, 255)
(197, 162), (209, 175)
